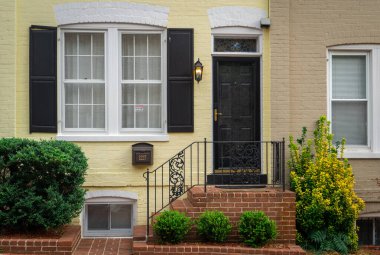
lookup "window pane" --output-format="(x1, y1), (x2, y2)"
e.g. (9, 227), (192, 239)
(136, 106), (148, 128)
(149, 57), (161, 80)
(136, 84), (148, 104)
(92, 56), (104, 80)
(65, 56), (77, 79)
(122, 57), (134, 80)
(122, 105), (134, 128)
(135, 35), (147, 56)
(357, 219), (373, 245)
(93, 84), (105, 104)
(149, 106), (161, 128)
(214, 38), (256, 52)
(122, 35), (134, 56)
(65, 33), (77, 55)
(332, 101), (367, 145)
(65, 105), (78, 128)
(375, 219), (380, 245)
(79, 84), (92, 104)
(149, 84), (161, 104)
(93, 105), (105, 128)
(79, 105), (92, 128)
(78, 56), (91, 79)
(92, 34), (104, 55)
(332, 56), (366, 99)
(135, 57), (147, 80)
(79, 33), (91, 55)
(110, 204), (132, 229)
(120, 33), (162, 131)
(122, 84), (134, 104)
(87, 204), (109, 230)
(148, 34), (161, 56)
(65, 83), (78, 104)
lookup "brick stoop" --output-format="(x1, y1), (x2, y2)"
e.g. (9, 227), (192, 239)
(133, 186), (304, 255)
(170, 186), (297, 244)
(0, 225), (81, 255)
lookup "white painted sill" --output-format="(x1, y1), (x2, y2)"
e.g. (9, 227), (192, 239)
(343, 148), (380, 159)
(56, 134), (169, 142)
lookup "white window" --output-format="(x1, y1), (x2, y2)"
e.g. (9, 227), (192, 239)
(85, 203), (133, 237)
(58, 25), (167, 141)
(64, 32), (106, 130)
(121, 34), (162, 130)
(328, 45), (380, 157)
(82, 191), (137, 237)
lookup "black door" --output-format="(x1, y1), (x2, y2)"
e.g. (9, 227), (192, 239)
(213, 57), (261, 176)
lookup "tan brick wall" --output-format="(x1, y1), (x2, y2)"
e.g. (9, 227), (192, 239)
(270, 0), (380, 208)
(0, 1), (16, 137)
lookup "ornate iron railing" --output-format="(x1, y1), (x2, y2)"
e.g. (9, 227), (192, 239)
(143, 139), (285, 238)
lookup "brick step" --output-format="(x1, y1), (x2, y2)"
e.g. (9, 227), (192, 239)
(171, 186), (297, 244)
(133, 225), (153, 242)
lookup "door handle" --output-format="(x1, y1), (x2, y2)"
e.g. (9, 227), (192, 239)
(214, 108), (222, 122)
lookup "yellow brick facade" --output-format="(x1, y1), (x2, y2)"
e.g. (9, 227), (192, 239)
(0, 0), (16, 137)
(5, 0), (271, 226)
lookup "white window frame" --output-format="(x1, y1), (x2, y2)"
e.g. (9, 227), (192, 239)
(61, 30), (108, 133)
(57, 24), (168, 142)
(83, 197), (137, 237)
(210, 26), (265, 169)
(118, 31), (166, 133)
(328, 45), (380, 158)
(211, 27), (263, 57)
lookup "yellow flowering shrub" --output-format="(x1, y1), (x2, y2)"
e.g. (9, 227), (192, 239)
(289, 116), (364, 253)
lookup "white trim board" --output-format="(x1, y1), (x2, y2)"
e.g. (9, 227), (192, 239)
(327, 45), (380, 158)
(54, 2), (169, 27)
(208, 7), (266, 29)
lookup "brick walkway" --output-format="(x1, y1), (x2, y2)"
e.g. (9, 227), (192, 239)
(73, 238), (132, 255)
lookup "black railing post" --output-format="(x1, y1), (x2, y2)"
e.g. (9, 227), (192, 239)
(146, 169), (150, 239)
(282, 138), (286, 192)
(204, 138), (207, 193)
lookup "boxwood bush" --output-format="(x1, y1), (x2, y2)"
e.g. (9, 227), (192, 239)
(238, 211), (277, 247)
(153, 210), (191, 244)
(0, 138), (87, 232)
(196, 210), (232, 243)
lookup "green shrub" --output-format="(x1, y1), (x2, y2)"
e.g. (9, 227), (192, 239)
(289, 116), (365, 253)
(0, 138), (87, 232)
(196, 210), (232, 243)
(238, 211), (277, 247)
(153, 210), (191, 244)
(308, 229), (349, 254)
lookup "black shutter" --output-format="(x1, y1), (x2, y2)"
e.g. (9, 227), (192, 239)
(29, 25), (57, 133)
(167, 29), (194, 132)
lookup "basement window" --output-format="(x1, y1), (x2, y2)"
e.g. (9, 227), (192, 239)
(357, 218), (380, 245)
(83, 195), (136, 237)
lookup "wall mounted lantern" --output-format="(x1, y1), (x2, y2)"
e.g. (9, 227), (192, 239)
(194, 58), (204, 83)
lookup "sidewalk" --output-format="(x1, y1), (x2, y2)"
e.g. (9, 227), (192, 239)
(73, 238), (132, 255)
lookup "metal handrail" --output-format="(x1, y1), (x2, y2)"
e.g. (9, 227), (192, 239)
(143, 138), (286, 239)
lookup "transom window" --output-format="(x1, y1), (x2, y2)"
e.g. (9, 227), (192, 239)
(214, 38), (257, 52)
(60, 26), (166, 138)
